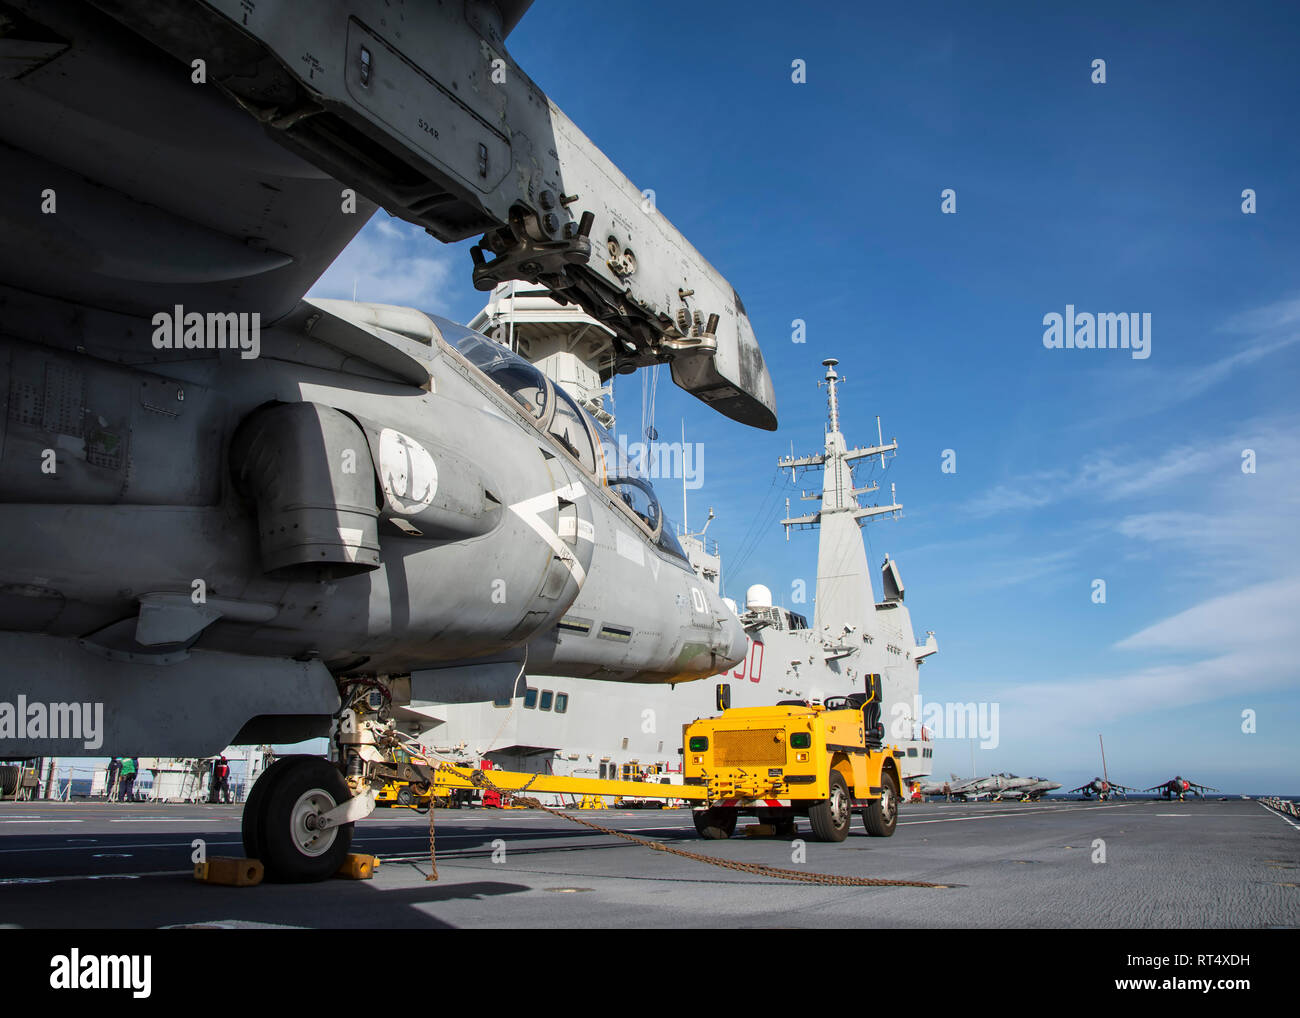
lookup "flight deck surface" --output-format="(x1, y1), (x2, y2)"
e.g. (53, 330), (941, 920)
(1, 799), (1294, 929)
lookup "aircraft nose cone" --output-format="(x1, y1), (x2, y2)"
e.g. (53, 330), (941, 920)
(720, 609), (748, 671)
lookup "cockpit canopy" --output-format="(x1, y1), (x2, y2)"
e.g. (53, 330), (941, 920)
(433, 316), (687, 561)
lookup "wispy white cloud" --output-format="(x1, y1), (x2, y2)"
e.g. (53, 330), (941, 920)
(307, 215), (474, 316)
(1220, 295), (1300, 336)
(982, 547), (1078, 589)
(1116, 576), (1300, 653)
(963, 435), (1243, 519)
(1095, 294), (1300, 422)
(1110, 423), (1300, 583)
(990, 576), (1300, 729)
(965, 413), (1299, 532)
(952, 405), (1300, 740)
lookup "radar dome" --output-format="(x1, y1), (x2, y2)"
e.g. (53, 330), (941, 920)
(745, 584), (773, 610)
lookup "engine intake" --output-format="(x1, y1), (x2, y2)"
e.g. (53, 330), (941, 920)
(230, 402), (380, 579)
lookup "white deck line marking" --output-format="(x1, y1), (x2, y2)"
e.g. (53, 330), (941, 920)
(0, 869), (190, 885)
(1260, 802), (1300, 832)
(0, 839), (242, 854)
(899, 803), (1140, 825)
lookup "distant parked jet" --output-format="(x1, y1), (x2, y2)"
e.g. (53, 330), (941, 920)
(1068, 777), (1136, 801)
(1146, 776), (1218, 801)
(1014, 777), (1061, 801)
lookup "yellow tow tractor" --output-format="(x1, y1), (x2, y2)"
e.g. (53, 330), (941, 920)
(682, 674), (902, 842)
(375, 779), (428, 808)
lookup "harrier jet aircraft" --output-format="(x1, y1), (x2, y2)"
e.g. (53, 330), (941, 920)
(1147, 777), (1219, 801)
(1014, 777), (1061, 801)
(927, 773), (1017, 801)
(0, 0), (776, 878)
(1068, 778), (1136, 800)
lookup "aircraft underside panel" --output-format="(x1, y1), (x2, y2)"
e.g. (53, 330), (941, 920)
(0, 632), (340, 756)
(0, 338), (225, 506)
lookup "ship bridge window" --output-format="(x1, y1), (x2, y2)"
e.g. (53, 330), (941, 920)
(539, 690), (554, 711)
(548, 385), (597, 473)
(435, 319), (550, 421)
(523, 687), (538, 709)
(555, 692), (569, 714)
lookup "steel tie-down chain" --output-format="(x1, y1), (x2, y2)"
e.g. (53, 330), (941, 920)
(426, 765), (946, 889)
(426, 797), (437, 882)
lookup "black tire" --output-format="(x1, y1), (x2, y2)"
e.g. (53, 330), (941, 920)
(241, 756), (308, 860)
(693, 807), (737, 839)
(863, 769), (899, 837)
(808, 770), (851, 842)
(259, 758), (354, 883)
(396, 786), (414, 807)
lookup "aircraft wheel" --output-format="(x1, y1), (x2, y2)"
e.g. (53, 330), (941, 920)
(258, 758), (354, 882)
(693, 807), (737, 839)
(809, 770), (851, 842)
(863, 770), (899, 837)
(242, 756), (311, 860)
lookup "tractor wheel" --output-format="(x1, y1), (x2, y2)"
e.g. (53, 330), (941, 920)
(863, 769), (899, 837)
(808, 770), (851, 842)
(693, 807), (737, 839)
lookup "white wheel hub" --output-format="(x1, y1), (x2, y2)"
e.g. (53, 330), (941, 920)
(289, 789), (339, 857)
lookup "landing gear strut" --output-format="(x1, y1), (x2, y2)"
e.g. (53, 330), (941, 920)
(240, 681), (412, 882)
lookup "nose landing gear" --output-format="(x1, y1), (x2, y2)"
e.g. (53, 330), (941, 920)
(241, 756), (355, 882)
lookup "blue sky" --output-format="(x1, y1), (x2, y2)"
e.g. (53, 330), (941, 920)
(309, 2), (1300, 793)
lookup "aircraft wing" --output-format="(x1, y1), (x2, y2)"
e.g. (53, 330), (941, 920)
(1190, 781), (1220, 794)
(493, 1), (536, 38)
(1067, 784), (1093, 794)
(84, 0), (777, 430)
